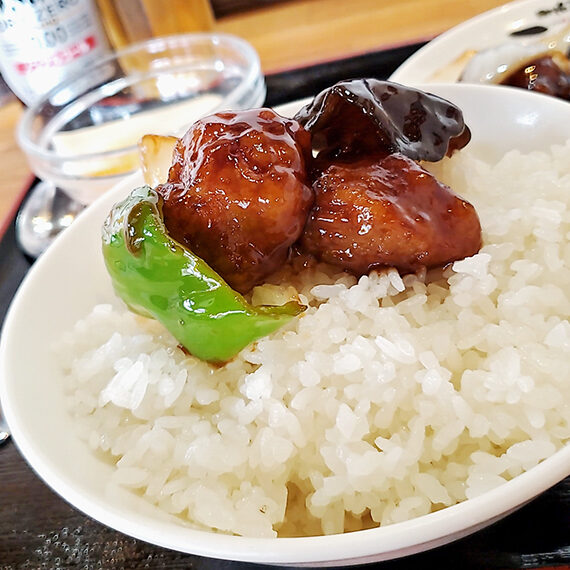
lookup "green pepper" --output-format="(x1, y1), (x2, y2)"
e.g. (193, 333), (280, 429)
(102, 186), (305, 364)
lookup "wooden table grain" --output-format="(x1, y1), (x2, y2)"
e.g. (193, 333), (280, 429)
(0, 0), (512, 232)
(0, 100), (32, 237)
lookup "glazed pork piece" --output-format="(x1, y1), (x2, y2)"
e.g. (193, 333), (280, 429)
(295, 79), (481, 275)
(459, 27), (570, 101)
(301, 153), (482, 274)
(157, 108), (313, 293)
(293, 78), (472, 165)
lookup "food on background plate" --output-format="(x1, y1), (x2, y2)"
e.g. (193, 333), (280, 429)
(454, 25), (569, 100)
(59, 80), (570, 538)
(497, 52), (569, 98)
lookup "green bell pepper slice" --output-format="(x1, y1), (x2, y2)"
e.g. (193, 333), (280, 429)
(102, 186), (305, 363)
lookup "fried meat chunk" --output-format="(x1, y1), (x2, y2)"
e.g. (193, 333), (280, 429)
(158, 108), (313, 293)
(301, 153), (482, 275)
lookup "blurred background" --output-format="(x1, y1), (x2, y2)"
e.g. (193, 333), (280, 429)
(0, 0), (512, 231)
(0, 0), (506, 224)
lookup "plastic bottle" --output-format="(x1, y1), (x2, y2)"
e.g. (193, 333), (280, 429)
(0, 0), (111, 106)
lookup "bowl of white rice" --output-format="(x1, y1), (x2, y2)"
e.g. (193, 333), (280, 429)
(1, 83), (569, 566)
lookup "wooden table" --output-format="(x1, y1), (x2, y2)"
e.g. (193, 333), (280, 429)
(0, 0), (512, 231)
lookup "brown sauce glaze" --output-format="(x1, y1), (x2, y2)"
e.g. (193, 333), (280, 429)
(500, 54), (570, 100)
(294, 79), (471, 165)
(157, 81), (482, 291)
(158, 108), (314, 294)
(300, 153), (482, 275)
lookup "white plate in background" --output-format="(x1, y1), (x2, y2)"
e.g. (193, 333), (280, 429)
(390, 0), (569, 84)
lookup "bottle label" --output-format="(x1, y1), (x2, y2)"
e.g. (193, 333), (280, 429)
(0, 0), (111, 105)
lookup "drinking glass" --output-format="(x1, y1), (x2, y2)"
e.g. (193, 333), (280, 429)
(16, 33), (265, 257)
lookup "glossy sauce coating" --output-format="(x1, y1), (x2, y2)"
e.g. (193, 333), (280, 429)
(301, 153), (482, 275)
(500, 54), (570, 100)
(294, 79), (471, 165)
(158, 108), (313, 293)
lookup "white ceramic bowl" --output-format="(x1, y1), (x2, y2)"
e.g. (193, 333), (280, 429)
(390, 0), (569, 85)
(17, 33), (265, 205)
(1, 84), (570, 566)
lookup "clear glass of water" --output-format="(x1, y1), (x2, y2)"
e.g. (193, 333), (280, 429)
(16, 33), (266, 256)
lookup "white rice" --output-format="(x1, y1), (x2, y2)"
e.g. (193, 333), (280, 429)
(57, 140), (570, 538)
